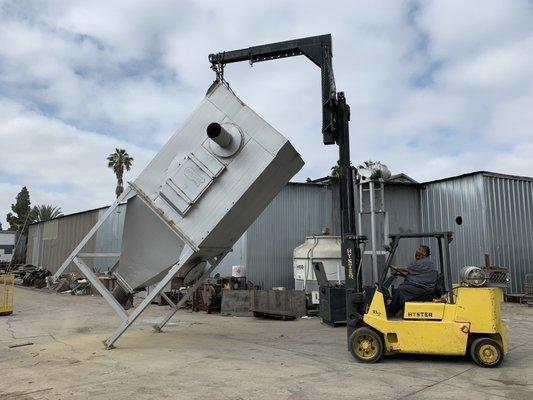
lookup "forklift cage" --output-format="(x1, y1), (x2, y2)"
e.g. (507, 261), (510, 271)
(377, 232), (454, 303)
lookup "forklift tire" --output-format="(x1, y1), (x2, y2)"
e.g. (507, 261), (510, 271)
(470, 337), (503, 368)
(349, 327), (384, 363)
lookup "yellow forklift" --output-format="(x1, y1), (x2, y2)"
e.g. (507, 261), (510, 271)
(349, 232), (508, 368)
(208, 35), (507, 367)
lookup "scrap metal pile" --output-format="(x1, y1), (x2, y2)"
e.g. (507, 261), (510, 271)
(10, 265), (51, 289)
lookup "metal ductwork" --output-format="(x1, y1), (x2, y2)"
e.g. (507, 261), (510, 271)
(207, 122), (232, 147)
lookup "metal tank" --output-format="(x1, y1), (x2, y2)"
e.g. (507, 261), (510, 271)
(113, 83), (304, 296)
(55, 82), (304, 348)
(293, 235), (342, 303)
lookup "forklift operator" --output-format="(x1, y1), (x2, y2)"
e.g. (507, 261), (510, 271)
(388, 245), (438, 316)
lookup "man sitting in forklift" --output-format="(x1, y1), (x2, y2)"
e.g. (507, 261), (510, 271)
(388, 245), (438, 316)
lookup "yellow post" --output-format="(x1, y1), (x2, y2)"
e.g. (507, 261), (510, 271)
(0, 273), (14, 316)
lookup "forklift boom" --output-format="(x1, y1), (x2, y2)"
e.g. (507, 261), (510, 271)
(209, 34), (336, 143)
(209, 34), (365, 345)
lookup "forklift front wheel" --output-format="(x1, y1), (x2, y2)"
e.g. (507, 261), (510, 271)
(349, 327), (384, 363)
(470, 337), (503, 368)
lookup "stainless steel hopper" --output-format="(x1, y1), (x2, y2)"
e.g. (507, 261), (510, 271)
(54, 82), (304, 348)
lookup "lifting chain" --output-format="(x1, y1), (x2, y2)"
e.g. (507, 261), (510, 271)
(211, 51), (229, 87)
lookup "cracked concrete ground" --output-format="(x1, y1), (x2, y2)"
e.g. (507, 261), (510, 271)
(1, 287), (532, 400)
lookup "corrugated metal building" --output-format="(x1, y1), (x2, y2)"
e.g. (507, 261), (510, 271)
(25, 171), (533, 293)
(421, 172), (533, 293)
(26, 182), (336, 288)
(216, 182), (339, 289)
(26, 204), (126, 274)
(352, 171), (533, 293)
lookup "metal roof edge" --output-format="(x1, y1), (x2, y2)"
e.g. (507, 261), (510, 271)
(288, 180), (331, 187)
(422, 170), (533, 185)
(28, 202), (128, 227)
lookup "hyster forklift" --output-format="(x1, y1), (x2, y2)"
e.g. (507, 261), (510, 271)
(350, 232), (508, 368)
(209, 34), (507, 367)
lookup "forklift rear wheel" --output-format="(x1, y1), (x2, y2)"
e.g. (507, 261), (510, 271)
(349, 327), (384, 363)
(470, 337), (503, 368)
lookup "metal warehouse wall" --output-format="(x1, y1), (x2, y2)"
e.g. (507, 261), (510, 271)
(26, 204), (127, 275)
(94, 205), (127, 271)
(27, 210), (99, 274)
(483, 175), (533, 293)
(384, 184), (422, 268)
(26, 173), (532, 293)
(420, 174), (488, 286)
(356, 183), (421, 283)
(216, 183), (337, 289)
(385, 184), (422, 236)
(421, 173), (514, 290)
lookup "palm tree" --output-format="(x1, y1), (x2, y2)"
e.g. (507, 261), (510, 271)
(330, 160), (341, 179)
(31, 205), (63, 222)
(107, 148), (134, 198)
(330, 160), (354, 179)
(357, 160), (376, 171)
(357, 160), (389, 181)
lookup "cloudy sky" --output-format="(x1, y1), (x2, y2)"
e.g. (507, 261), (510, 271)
(1, 0), (532, 227)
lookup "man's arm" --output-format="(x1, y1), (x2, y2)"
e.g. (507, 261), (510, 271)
(391, 265), (409, 274)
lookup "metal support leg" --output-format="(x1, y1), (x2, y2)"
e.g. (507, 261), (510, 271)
(160, 292), (175, 308)
(72, 257), (128, 320)
(103, 246), (195, 349)
(153, 259), (220, 333)
(153, 292), (177, 333)
(54, 186), (133, 278)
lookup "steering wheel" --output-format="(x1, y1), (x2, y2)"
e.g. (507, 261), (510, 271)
(390, 266), (407, 277)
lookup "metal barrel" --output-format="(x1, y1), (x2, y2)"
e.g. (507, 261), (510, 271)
(207, 122), (232, 148)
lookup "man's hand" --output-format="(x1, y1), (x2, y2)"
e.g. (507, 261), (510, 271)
(390, 266), (409, 276)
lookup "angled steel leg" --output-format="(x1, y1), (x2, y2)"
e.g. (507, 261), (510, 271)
(72, 257), (127, 320)
(103, 246), (195, 349)
(159, 292), (176, 308)
(54, 186), (133, 278)
(153, 259), (220, 333)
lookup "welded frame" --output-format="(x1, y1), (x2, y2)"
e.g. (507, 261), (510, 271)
(53, 184), (225, 349)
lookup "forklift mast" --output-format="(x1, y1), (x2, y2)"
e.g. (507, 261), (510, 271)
(209, 34), (365, 343)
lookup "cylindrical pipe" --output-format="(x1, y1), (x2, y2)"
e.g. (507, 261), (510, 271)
(207, 122), (232, 148)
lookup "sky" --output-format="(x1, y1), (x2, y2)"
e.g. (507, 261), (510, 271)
(1, 0), (533, 228)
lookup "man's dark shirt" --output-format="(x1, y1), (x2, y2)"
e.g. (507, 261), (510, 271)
(405, 257), (437, 289)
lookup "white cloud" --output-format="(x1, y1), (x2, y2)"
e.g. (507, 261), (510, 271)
(0, 98), (154, 227)
(0, 0), (533, 227)
(419, 0), (533, 60)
